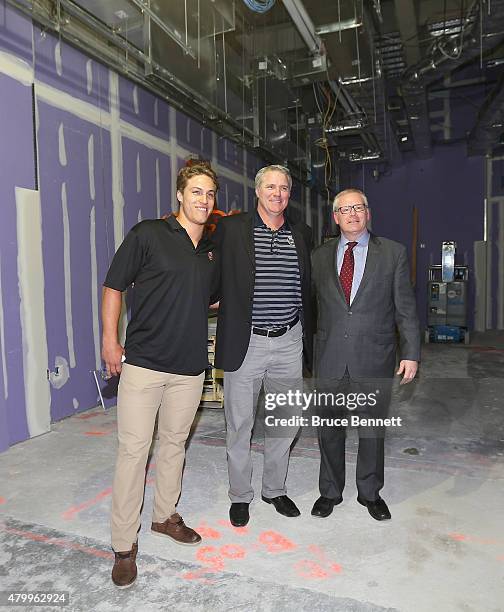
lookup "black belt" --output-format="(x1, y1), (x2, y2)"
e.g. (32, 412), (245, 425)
(252, 316), (299, 338)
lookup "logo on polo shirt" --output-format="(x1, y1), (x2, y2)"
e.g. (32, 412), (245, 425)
(208, 251), (214, 261)
(287, 236), (295, 246)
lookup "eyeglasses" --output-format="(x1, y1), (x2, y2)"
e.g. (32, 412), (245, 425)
(335, 204), (368, 215)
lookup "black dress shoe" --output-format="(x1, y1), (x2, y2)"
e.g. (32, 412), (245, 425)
(311, 496), (343, 518)
(261, 495), (300, 517)
(229, 503), (250, 527)
(357, 497), (391, 521)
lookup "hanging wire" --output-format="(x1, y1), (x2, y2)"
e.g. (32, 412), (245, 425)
(312, 81), (342, 203)
(437, 0), (466, 61)
(241, 0), (276, 14)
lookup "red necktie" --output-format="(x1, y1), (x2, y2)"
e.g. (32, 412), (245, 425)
(339, 241), (357, 305)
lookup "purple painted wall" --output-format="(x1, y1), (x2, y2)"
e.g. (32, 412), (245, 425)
(34, 25), (109, 111)
(119, 76), (169, 139)
(346, 144), (484, 329)
(37, 103), (113, 421)
(0, 0), (32, 62)
(217, 138), (244, 174)
(0, 72), (34, 450)
(218, 177), (243, 212)
(121, 138), (171, 231)
(175, 112), (212, 158)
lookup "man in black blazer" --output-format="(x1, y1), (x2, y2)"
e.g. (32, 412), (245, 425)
(212, 165), (312, 527)
(311, 188), (420, 521)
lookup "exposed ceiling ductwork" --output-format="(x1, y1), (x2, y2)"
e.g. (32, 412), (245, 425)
(398, 0), (504, 158)
(6, 0), (504, 192)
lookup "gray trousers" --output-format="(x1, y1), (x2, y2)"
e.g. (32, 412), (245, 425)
(224, 321), (303, 503)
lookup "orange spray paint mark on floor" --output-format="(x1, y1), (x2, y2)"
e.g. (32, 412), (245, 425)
(185, 542), (248, 582)
(195, 521), (222, 539)
(75, 411), (103, 420)
(449, 532), (469, 541)
(0, 497), (5, 504)
(293, 544), (343, 579)
(448, 532), (501, 545)
(294, 559), (330, 579)
(196, 546), (225, 571)
(62, 487), (113, 520)
(62, 465), (155, 521)
(220, 544), (246, 559)
(0, 524), (114, 560)
(182, 569), (214, 582)
(258, 531), (296, 553)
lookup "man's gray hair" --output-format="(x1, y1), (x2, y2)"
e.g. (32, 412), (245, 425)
(333, 188), (368, 212)
(255, 165), (292, 190)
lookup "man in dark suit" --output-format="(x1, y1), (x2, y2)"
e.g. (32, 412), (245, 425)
(311, 188), (420, 521)
(212, 165), (312, 527)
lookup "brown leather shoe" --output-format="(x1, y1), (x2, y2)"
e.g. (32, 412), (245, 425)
(111, 542), (138, 588)
(151, 513), (202, 546)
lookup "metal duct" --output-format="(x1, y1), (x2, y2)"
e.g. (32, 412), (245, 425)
(400, 0), (504, 158)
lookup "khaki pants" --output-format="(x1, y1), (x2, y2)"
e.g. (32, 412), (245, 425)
(110, 363), (204, 552)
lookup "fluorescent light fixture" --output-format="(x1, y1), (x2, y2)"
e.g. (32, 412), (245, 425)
(339, 76), (374, 85)
(315, 18), (362, 36)
(326, 121), (364, 133)
(349, 151), (381, 162)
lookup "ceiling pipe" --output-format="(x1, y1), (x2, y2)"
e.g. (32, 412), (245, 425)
(281, 0), (323, 56)
(402, 0), (481, 86)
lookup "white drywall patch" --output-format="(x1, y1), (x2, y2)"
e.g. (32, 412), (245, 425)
(0, 253), (8, 399)
(109, 71), (125, 251)
(156, 158), (161, 218)
(58, 122), (67, 167)
(61, 182), (76, 369)
(37, 82), (112, 128)
(73, 397), (79, 410)
(15, 187), (51, 438)
(120, 120), (170, 154)
(109, 71), (127, 342)
(88, 133), (95, 200)
(0, 51), (34, 85)
(86, 59), (93, 95)
(55, 41), (62, 77)
(90, 206), (101, 371)
(133, 85), (139, 114)
(49, 356), (70, 389)
(136, 152), (141, 193)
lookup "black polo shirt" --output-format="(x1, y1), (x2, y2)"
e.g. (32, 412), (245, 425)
(104, 216), (216, 375)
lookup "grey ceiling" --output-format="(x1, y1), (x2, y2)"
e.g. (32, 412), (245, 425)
(10, 0), (504, 189)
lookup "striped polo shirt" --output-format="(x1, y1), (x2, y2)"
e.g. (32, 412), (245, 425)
(252, 212), (302, 328)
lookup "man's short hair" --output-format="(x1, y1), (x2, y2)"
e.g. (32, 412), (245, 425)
(255, 165), (292, 191)
(333, 188), (368, 212)
(176, 163), (219, 193)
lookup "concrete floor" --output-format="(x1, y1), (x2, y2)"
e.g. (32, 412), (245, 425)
(1, 335), (504, 611)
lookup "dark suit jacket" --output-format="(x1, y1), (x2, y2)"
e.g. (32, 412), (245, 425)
(312, 233), (420, 379)
(212, 210), (313, 372)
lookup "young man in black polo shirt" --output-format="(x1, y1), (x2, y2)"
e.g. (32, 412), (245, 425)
(101, 163), (218, 588)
